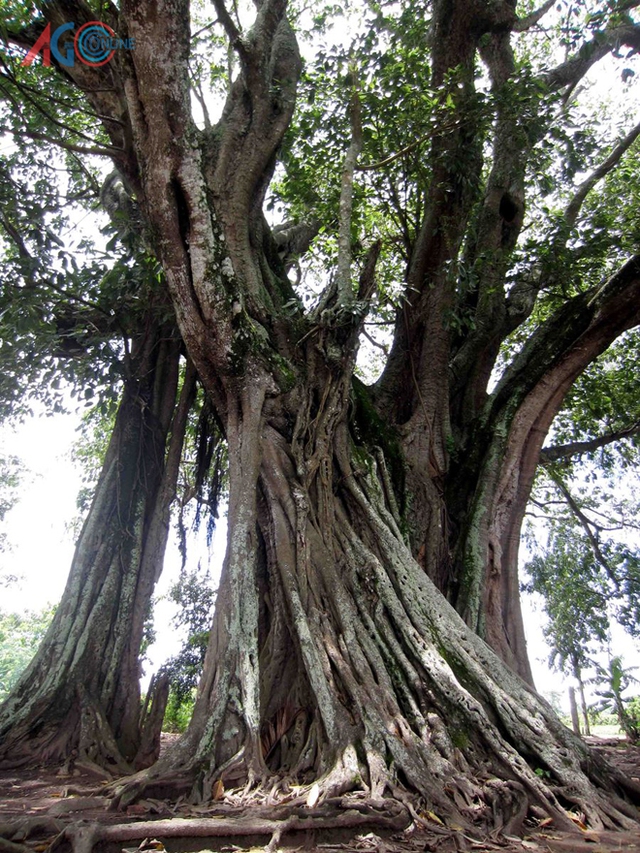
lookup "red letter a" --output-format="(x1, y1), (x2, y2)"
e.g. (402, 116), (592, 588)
(21, 23), (52, 67)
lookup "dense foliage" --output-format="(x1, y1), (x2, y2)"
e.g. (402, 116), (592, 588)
(0, 604), (55, 701)
(159, 566), (216, 731)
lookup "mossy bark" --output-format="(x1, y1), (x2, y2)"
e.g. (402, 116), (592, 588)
(0, 322), (189, 772)
(112, 360), (640, 834)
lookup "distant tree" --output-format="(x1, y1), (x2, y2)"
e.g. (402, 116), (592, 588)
(161, 565), (217, 733)
(0, 454), (25, 575)
(525, 524), (611, 732)
(524, 422), (640, 732)
(591, 657), (640, 743)
(0, 605), (56, 701)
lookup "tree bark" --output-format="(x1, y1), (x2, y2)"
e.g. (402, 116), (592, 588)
(77, 0), (640, 830)
(0, 317), (190, 771)
(112, 368), (640, 831)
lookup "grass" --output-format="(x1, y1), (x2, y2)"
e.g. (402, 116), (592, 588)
(588, 723), (623, 737)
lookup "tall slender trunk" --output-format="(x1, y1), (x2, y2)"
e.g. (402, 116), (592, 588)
(579, 683), (591, 738)
(0, 318), (190, 771)
(569, 688), (581, 735)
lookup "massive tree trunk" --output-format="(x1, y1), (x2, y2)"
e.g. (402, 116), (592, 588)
(6, 0), (640, 834)
(113, 330), (640, 833)
(0, 315), (191, 772)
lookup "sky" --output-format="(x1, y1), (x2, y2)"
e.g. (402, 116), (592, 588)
(1, 409), (82, 612)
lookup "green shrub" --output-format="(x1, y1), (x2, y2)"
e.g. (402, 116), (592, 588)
(0, 605), (56, 701)
(162, 686), (196, 733)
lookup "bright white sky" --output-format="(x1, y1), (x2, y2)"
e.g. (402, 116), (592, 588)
(0, 406), (226, 677)
(1, 410), (81, 612)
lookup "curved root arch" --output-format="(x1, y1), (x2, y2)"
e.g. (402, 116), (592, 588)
(256, 435), (639, 832)
(110, 418), (640, 835)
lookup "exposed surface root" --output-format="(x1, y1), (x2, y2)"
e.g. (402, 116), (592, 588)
(0, 818), (65, 839)
(0, 694), (133, 779)
(105, 769), (189, 811)
(102, 680), (640, 835)
(45, 801), (410, 853)
(0, 838), (34, 853)
(2, 758), (640, 853)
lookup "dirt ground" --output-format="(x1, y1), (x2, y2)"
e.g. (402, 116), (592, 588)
(1, 737), (640, 853)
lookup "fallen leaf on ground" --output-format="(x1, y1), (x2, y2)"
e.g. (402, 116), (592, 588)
(138, 838), (165, 850)
(422, 810), (443, 825)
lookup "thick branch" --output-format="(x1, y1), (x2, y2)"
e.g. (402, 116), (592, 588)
(513, 0), (555, 32)
(473, 256), (640, 620)
(200, 0), (301, 317)
(375, 5), (484, 439)
(540, 422), (640, 463)
(500, 117), (640, 353)
(492, 255), (640, 417)
(211, 0), (243, 46)
(454, 255), (640, 665)
(564, 119), (640, 228)
(449, 29), (522, 419)
(544, 24), (640, 90)
(452, 22), (640, 416)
